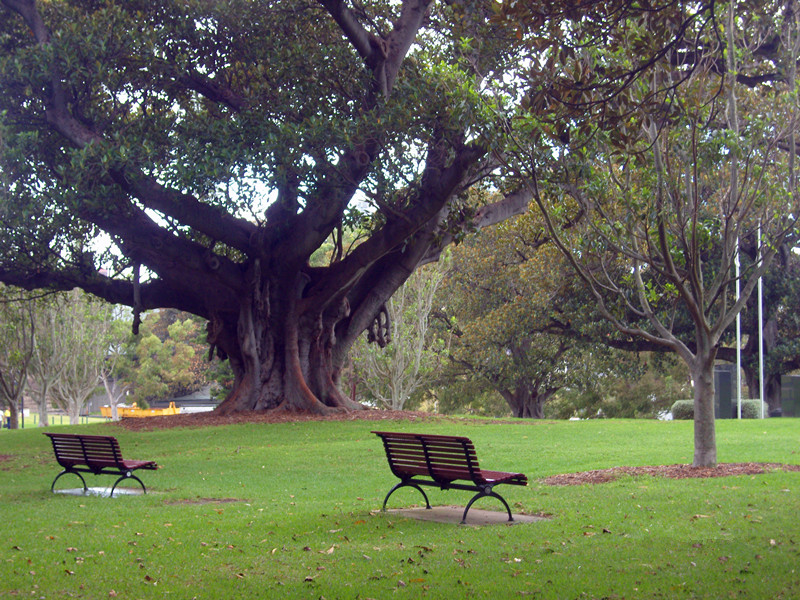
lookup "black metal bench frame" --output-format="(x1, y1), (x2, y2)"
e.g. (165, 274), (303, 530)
(372, 431), (527, 524)
(44, 432), (158, 497)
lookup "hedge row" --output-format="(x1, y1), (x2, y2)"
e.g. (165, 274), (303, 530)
(670, 399), (768, 419)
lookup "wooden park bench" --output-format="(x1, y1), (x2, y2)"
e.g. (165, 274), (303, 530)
(44, 432), (158, 497)
(372, 431), (527, 524)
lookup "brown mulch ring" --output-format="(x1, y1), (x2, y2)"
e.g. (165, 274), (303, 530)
(114, 408), (435, 431)
(164, 497), (248, 505)
(111, 409), (800, 485)
(541, 462), (800, 486)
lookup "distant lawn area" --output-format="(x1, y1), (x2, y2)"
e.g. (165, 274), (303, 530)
(4, 413), (107, 428)
(1, 417), (799, 599)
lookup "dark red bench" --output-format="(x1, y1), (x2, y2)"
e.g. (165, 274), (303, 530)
(372, 431), (527, 524)
(44, 433), (158, 497)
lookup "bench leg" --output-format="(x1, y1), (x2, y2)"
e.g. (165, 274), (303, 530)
(382, 481), (431, 511)
(461, 487), (514, 524)
(110, 472), (147, 498)
(51, 470), (87, 494)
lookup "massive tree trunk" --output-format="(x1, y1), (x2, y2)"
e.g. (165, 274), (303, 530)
(214, 287), (324, 413)
(213, 269), (398, 415)
(500, 385), (554, 419)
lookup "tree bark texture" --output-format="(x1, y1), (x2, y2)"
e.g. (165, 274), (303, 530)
(690, 346), (718, 468)
(212, 272), (365, 414)
(500, 386), (553, 419)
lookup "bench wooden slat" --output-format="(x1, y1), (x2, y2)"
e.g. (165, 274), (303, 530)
(44, 433), (157, 497)
(372, 431), (527, 524)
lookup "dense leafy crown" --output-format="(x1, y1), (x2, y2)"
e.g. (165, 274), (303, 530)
(0, 0), (530, 321)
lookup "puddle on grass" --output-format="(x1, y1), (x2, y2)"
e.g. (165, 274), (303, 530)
(53, 487), (145, 497)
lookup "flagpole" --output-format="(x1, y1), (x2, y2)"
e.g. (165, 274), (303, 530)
(758, 222), (765, 418)
(736, 237), (742, 419)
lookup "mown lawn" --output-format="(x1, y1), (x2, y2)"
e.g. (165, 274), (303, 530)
(1, 417), (798, 599)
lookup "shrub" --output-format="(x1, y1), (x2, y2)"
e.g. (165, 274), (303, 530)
(670, 400), (694, 420)
(739, 399), (768, 419)
(670, 398), (768, 420)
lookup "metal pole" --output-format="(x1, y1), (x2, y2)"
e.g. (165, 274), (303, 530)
(735, 237), (742, 419)
(758, 222), (765, 418)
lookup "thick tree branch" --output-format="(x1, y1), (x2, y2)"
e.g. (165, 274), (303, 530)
(109, 169), (258, 255)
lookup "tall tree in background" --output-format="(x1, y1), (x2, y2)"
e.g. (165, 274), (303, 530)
(99, 314), (136, 420)
(511, 1), (800, 465)
(28, 293), (71, 426)
(0, 0), (708, 415)
(127, 312), (207, 407)
(440, 212), (640, 418)
(49, 289), (114, 423)
(352, 260), (448, 410)
(0, 286), (34, 429)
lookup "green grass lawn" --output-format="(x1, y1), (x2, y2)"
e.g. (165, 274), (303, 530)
(1, 417), (799, 599)
(4, 413), (107, 428)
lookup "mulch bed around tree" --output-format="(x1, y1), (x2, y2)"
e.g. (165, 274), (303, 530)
(540, 462), (800, 485)
(114, 407), (434, 431)
(111, 410), (800, 485)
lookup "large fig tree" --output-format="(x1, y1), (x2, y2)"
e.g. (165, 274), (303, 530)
(0, 0), (536, 414)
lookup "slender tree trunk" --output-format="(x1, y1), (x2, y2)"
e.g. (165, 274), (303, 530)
(5, 402), (19, 429)
(691, 347), (718, 467)
(69, 404), (81, 425)
(35, 383), (50, 427)
(101, 378), (126, 421)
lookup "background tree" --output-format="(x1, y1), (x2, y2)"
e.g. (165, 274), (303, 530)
(126, 311), (208, 408)
(0, 285), (34, 429)
(99, 313), (136, 420)
(351, 260), (448, 410)
(548, 355), (692, 419)
(27, 293), (70, 427)
(49, 289), (114, 423)
(737, 243), (800, 410)
(511, 1), (800, 465)
(439, 211), (644, 418)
